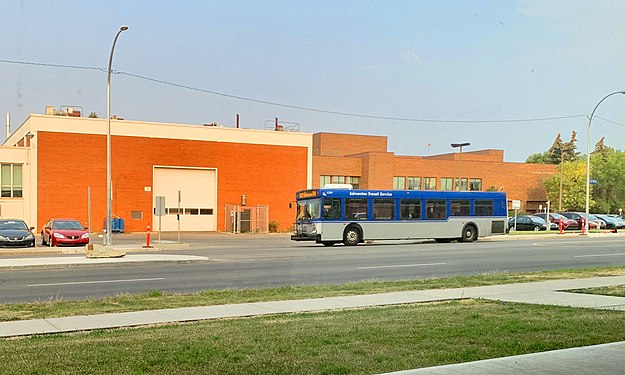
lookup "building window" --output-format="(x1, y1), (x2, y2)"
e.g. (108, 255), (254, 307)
(320, 175), (359, 189)
(346, 176), (360, 189)
(131, 211), (143, 220)
(451, 200), (470, 216)
(407, 177), (421, 190)
(423, 177), (436, 190)
(470, 178), (482, 191)
(454, 178), (468, 191)
(440, 178), (453, 191)
(0, 164), (22, 198)
(393, 176), (406, 190)
(400, 199), (421, 220)
(373, 199), (394, 220)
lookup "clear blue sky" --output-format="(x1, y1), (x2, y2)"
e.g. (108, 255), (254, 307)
(2, 0), (624, 161)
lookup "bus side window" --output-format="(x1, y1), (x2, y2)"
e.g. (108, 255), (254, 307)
(323, 198), (341, 220)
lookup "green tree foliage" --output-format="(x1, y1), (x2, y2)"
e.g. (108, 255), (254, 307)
(88, 112), (98, 118)
(526, 131), (579, 164)
(590, 143), (624, 213)
(544, 159), (591, 211)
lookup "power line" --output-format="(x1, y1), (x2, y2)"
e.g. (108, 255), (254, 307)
(0, 58), (614, 125)
(595, 116), (625, 127)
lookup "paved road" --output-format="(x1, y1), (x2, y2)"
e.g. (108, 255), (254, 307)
(0, 235), (622, 303)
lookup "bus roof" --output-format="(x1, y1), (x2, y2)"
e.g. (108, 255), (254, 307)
(296, 188), (506, 200)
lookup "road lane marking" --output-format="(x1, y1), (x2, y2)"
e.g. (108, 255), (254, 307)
(27, 277), (166, 287)
(574, 254), (623, 258)
(358, 263), (446, 270)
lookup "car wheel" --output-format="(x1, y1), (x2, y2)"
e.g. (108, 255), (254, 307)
(49, 235), (54, 247)
(343, 226), (361, 246)
(533, 225), (540, 232)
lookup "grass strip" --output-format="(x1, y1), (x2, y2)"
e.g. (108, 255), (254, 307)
(567, 285), (625, 297)
(0, 266), (622, 322)
(0, 299), (622, 375)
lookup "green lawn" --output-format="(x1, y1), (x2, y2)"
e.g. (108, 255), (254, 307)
(568, 285), (625, 297)
(0, 299), (622, 375)
(1, 266), (622, 322)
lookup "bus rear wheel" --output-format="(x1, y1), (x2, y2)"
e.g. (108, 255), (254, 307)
(343, 227), (361, 246)
(460, 224), (477, 242)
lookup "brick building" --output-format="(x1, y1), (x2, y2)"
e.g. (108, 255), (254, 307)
(313, 133), (556, 212)
(0, 113), (555, 234)
(2, 114), (311, 233)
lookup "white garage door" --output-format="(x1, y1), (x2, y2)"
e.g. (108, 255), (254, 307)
(153, 167), (217, 231)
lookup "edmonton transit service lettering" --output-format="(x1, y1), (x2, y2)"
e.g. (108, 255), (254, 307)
(349, 191), (393, 197)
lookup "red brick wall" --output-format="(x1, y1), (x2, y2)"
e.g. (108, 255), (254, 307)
(313, 133), (387, 156)
(36, 132), (307, 232)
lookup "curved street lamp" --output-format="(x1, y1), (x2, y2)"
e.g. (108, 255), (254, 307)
(105, 25), (129, 246)
(584, 90), (625, 234)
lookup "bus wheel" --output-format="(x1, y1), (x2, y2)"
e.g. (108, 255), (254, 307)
(343, 227), (361, 246)
(460, 224), (477, 242)
(321, 241), (336, 246)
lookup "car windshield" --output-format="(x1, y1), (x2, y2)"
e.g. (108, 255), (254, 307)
(529, 216), (546, 224)
(551, 213), (564, 220)
(0, 220), (28, 230)
(52, 221), (84, 230)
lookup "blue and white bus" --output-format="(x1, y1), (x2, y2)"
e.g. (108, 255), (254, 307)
(291, 186), (507, 246)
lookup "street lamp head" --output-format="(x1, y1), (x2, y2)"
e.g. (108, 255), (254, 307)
(120, 25), (129, 31)
(451, 142), (470, 148)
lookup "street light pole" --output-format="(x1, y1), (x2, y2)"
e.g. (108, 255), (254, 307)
(451, 142), (470, 190)
(106, 25), (128, 246)
(584, 90), (625, 235)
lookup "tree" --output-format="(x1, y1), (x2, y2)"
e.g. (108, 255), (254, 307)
(589, 146), (625, 213)
(88, 112), (98, 118)
(544, 159), (591, 211)
(526, 131), (579, 164)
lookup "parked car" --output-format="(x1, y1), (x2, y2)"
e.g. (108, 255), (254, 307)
(508, 215), (551, 231)
(533, 213), (578, 230)
(0, 219), (36, 247)
(594, 214), (623, 231)
(41, 218), (89, 247)
(558, 212), (599, 230)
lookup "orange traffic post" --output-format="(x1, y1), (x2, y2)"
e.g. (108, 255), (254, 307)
(558, 220), (563, 234)
(581, 218), (585, 235)
(142, 225), (153, 248)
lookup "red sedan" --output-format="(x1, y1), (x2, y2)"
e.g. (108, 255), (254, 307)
(41, 218), (90, 247)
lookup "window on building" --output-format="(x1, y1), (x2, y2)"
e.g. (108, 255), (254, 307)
(373, 199), (394, 220)
(346, 176), (360, 189)
(345, 199), (368, 220)
(393, 176), (406, 190)
(131, 211), (143, 220)
(440, 178), (453, 191)
(407, 177), (421, 190)
(423, 177), (436, 190)
(426, 199), (447, 219)
(451, 199), (470, 216)
(475, 200), (493, 216)
(0, 164), (22, 198)
(470, 178), (482, 191)
(400, 199), (421, 220)
(454, 178), (468, 191)
(320, 175), (359, 189)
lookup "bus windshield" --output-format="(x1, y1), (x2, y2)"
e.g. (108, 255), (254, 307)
(296, 198), (321, 221)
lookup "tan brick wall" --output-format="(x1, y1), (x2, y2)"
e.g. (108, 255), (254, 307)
(37, 132), (307, 232)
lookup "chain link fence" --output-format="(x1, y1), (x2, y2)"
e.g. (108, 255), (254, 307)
(224, 204), (269, 234)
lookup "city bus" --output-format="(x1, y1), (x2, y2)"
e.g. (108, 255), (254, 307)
(291, 186), (507, 246)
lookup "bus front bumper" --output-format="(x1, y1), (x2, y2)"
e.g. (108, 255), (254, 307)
(290, 234), (321, 242)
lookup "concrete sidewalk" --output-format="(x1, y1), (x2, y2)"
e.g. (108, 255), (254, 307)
(0, 253), (209, 269)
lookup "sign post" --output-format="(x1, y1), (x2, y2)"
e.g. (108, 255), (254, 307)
(155, 196), (166, 245)
(511, 200), (521, 232)
(177, 190), (181, 244)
